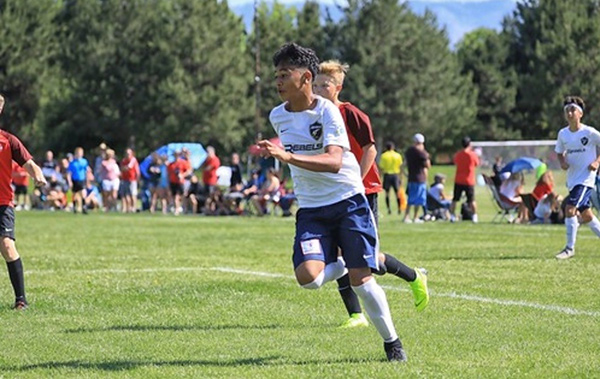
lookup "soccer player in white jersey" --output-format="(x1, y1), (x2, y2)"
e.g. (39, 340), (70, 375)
(258, 42), (407, 362)
(555, 96), (600, 259)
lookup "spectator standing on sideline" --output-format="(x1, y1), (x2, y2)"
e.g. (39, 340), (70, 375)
(67, 147), (90, 214)
(0, 94), (47, 309)
(168, 151), (191, 215)
(41, 150), (59, 182)
(11, 161), (29, 210)
(229, 152), (243, 192)
(202, 146), (221, 194)
(379, 142), (404, 215)
(314, 60), (429, 330)
(554, 96), (600, 259)
(100, 149), (121, 212)
(120, 148), (140, 213)
(403, 133), (431, 223)
(449, 136), (480, 223)
(259, 43), (407, 361)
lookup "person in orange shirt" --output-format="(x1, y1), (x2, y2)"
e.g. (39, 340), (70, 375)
(450, 137), (480, 223)
(168, 151), (192, 215)
(11, 161), (29, 210)
(202, 146), (221, 194)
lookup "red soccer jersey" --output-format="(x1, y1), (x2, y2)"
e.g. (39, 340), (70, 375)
(0, 131), (32, 206)
(202, 155), (221, 186)
(11, 161), (29, 186)
(120, 156), (140, 181)
(454, 149), (479, 186)
(339, 102), (382, 194)
(168, 159), (190, 184)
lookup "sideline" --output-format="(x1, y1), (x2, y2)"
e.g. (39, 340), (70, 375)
(25, 265), (600, 318)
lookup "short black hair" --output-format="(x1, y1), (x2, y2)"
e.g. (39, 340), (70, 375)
(385, 141), (395, 150)
(563, 95), (585, 111)
(461, 136), (471, 148)
(272, 42), (320, 81)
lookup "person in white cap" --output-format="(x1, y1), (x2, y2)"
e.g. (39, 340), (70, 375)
(403, 133), (431, 223)
(554, 95), (600, 259)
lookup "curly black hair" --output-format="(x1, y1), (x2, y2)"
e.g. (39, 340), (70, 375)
(272, 42), (320, 81)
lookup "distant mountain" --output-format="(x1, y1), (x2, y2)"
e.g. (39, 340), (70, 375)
(229, 0), (517, 46)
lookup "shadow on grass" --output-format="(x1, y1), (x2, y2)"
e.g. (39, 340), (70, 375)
(5, 356), (383, 372)
(445, 255), (542, 261)
(64, 323), (282, 333)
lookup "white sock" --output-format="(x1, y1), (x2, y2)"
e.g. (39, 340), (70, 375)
(588, 216), (600, 238)
(300, 258), (347, 290)
(472, 214), (478, 223)
(565, 216), (579, 250)
(352, 277), (398, 343)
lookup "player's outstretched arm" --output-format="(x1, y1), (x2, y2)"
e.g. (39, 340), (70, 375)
(258, 140), (343, 173)
(360, 143), (377, 179)
(23, 160), (47, 187)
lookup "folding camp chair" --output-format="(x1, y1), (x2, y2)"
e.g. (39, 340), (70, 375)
(482, 174), (520, 223)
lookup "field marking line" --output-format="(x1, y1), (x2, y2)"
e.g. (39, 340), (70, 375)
(25, 266), (600, 318)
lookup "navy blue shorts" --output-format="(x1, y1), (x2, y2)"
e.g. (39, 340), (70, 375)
(292, 194), (379, 270)
(566, 184), (593, 212)
(407, 182), (427, 206)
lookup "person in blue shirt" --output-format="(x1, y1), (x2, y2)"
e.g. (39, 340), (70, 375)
(67, 147), (90, 214)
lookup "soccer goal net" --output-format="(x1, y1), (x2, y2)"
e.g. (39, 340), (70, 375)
(471, 140), (559, 170)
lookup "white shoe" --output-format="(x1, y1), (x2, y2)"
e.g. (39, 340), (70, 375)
(555, 247), (575, 260)
(413, 218), (424, 224)
(472, 214), (479, 223)
(403, 218), (413, 224)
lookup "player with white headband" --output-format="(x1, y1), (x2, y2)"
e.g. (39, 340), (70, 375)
(554, 95), (600, 259)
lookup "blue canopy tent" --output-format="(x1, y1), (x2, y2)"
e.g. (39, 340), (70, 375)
(140, 142), (207, 179)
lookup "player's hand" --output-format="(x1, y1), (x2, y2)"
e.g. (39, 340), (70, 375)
(589, 161), (600, 171)
(257, 140), (291, 163)
(34, 176), (47, 187)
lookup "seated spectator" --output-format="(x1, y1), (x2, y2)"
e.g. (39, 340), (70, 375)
(490, 155), (504, 189)
(531, 192), (560, 224)
(278, 188), (297, 217)
(185, 175), (206, 214)
(41, 150), (60, 182)
(251, 167), (281, 216)
(84, 177), (102, 211)
(203, 187), (231, 216)
(427, 173), (451, 220)
(32, 174), (67, 210)
(499, 172), (525, 222)
(519, 169), (554, 222)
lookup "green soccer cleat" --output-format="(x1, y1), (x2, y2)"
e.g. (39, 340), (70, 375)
(410, 268), (429, 312)
(338, 313), (369, 329)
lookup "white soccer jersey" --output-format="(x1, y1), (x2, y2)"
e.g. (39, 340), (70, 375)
(555, 124), (600, 190)
(269, 96), (364, 208)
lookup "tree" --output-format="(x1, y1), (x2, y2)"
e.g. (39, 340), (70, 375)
(0, 0), (60, 152)
(456, 28), (519, 141)
(505, 0), (600, 139)
(336, 0), (477, 156)
(44, 0), (253, 156)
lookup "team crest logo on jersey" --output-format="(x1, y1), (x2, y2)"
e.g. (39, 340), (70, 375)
(309, 121), (323, 141)
(581, 136), (589, 146)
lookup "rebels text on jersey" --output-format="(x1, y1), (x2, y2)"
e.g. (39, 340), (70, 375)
(555, 124), (600, 190)
(269, 96), (364, 208)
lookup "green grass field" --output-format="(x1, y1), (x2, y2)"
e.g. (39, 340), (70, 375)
(1, 172), (599, 378)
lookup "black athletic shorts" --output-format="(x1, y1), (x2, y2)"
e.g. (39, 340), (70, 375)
(72, 180), (85, 193)
(452, 183), (475, 203)
(14, 185), (28, 195)
(0, 205), (16, 240)
(383, 174), (400, 192)
(170, 182), (184, 196)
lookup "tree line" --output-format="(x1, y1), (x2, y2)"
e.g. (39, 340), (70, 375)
(0, 0), (597, 161)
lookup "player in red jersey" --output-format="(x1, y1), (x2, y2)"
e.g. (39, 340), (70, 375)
(314, 61), (429, 328)
(0, 94), (47, 309)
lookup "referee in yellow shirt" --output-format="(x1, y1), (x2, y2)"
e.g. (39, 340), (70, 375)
(379, 142), (403, 214)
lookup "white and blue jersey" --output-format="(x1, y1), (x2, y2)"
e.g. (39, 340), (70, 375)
(269, 96), (364, 209)
(555, 124), (600, 190)
(269, 96), (378, 270)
